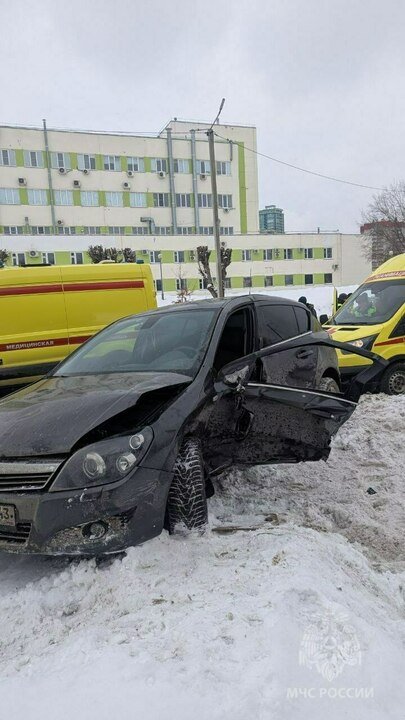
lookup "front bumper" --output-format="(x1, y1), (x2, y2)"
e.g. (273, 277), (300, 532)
(339, 364), (380, 392)
(0, 466), (172, 556)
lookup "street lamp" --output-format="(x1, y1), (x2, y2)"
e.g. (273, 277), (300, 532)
(157, 253), (164, 301)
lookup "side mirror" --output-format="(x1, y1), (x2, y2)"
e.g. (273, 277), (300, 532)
(319, 314), (329, 325)
(216, 362), (254, 393)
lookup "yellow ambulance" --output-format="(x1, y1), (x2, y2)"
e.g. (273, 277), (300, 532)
(0, 262), (156, 392)
(325, 254), (405, 394)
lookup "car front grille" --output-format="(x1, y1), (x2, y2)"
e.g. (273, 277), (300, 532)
(0, 460), (63, 492)
(0, 522), (31, 544)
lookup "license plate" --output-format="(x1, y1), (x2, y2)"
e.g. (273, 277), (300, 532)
(0, 504), (16, 527)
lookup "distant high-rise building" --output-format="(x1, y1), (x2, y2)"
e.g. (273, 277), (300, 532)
(259, 205), (285, 233)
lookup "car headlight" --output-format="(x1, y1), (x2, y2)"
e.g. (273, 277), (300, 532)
(340, 335), (377, 354)
(50, 427), (153, 492)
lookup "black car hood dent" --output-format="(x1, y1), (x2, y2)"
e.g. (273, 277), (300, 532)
(0, 372), (191, 457)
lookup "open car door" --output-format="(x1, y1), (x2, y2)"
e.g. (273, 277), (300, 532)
(210, 332), (387, 467)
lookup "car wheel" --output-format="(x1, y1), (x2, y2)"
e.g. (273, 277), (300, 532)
(380, 362), (405, 395)
(167, 438), (208, 533)
(319, 376), (340, 393)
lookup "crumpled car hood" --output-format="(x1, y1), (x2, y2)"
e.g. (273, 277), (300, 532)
(0, 372), (191, 458)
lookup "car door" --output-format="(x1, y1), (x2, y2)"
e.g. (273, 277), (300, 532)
(206, 335), (359, 469)
(255, 302), (319, 389)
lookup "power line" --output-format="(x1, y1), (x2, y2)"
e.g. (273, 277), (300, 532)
(213, 131), (384, 191)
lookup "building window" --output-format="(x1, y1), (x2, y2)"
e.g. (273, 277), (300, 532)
(224, 278), (231, 289)
(12, 252), (26, 266)
(285, 274), (294, 285)
(198, 193), (212, 208)
(198, 226), (213, 235)
(31, 226), (51, 235)
(264, 276), (273, 287)
(177, 226), (194, 235)
(284, 248), (293, 260)
(3, 225), (23, 235)
(27, 189), (47, 205)
(105, 191), (123, 207)
(51, 152), (71, 170)
(219, 226), (234, 236)
(58, 226), (76, 235)
(129, 192), (147, 208)
(176, 193), (191, 208)
(71, 252), (84, 265)
(54, 189), (73, 206)
(42, 252), (55, 265)
(150, 250), (161, 263)
(218, 194), (232, 209)
(176, 278), (187, 291)
(196, 160), (211, 175)
(216, 161), (231, 176)
(151, 158), (167, 173)
(155, 226), (172, 235)
(153, 193), (170, 208)
(131, 226), (149, 235)
(127, 157), (144, 173)
(305, 274), (313, 285)
(173, 159), (189, 173)
(242, 249), (252, 261)
(77, 154), (96, 171)
(23, 150), (44, 168)
(263, 249), (273, 260)
(304, 248), (313, 259)
(0, 149), (16, 166)
(81, 190), (99, 206)
(103, 155), (121, 171)
(174, 251), (185, 263)
(83, 226), (101, 235)
(324, 247), (332, 259)
(199, 278), (208, 290)
(0, 188), (20, 204)
(324, 273), (333, 284)
(243, 276), (252, 288)
(155, 279), (162, 292)
(108, 226), (125, 235)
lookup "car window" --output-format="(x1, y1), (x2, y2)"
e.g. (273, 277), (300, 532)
(54, 309), (217, 377)
(293, 306), (310, 334)
(391, 313), (405, 338)
(332, 279), (405, 326)
(214, 308), (253, 371)
(257, 304), (299, 346)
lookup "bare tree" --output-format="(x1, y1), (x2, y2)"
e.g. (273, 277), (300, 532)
(196, 244), (232, 298)
(362, 182), (405, 268)
(0, 249), (9, 266)
(172, 264), (195, 303)
(88, 245), (136, 263)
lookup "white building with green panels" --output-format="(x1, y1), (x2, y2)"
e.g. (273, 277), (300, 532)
(1, 231), (370, 293)
(0, 119), (257, 238)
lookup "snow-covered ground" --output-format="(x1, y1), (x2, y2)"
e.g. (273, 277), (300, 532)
(157, 283), (357, 319)
(0, 394), (404, 720)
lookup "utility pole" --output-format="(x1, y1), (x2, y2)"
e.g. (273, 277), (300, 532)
(42, 119), (56, 234)
(207, 98), (225, 299)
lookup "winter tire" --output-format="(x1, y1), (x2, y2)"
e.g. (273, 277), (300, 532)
(380, 362), (405, 395)
(319, 376), (340, 393)
(167, 438), (208, 533)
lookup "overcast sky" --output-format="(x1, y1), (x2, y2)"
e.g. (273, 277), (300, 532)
(1, 0), (404, 233)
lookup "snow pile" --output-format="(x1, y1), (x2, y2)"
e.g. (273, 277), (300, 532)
(0, 395), (404, 720)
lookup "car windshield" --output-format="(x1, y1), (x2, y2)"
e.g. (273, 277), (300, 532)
(331, 279), (405, 325)
(54, 308), (218, 378)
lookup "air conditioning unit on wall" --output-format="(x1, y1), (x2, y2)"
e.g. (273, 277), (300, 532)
(158, 170), (166, 178)
(29, 250), (39, 258)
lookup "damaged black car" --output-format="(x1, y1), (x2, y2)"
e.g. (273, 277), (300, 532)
(0, 295), (386, 555)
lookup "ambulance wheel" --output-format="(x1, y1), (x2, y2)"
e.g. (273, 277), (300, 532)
(380, 362), (405, 395)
